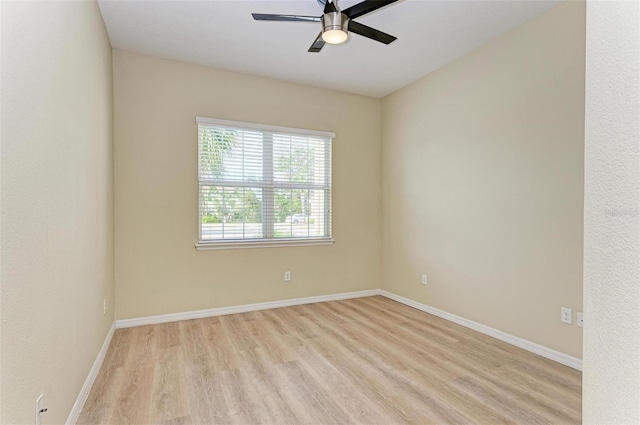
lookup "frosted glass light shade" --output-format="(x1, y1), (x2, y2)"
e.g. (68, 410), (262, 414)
(322, 29), (348, 44)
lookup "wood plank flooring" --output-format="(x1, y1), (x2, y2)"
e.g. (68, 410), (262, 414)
(78, 296), (582, 425)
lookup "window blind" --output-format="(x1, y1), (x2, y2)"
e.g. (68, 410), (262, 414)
(197, 117), (334, 246)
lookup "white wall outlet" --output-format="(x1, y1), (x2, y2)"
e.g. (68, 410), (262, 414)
(421, 274), (427, 285)
(561, 307), (573, 325)
(103, 298), (107, 315)
(577, 312), (583, 328)
(35, 394), (47, 425)
(284, 271), (291, 282)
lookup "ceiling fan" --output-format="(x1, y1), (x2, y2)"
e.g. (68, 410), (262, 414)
(252, 0), (399, 53)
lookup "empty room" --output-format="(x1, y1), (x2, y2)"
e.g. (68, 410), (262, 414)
(1, 0), (638, 424)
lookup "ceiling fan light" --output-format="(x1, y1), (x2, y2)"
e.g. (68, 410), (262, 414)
(322, 29), (348, 44)
(321, 11), (349, 45)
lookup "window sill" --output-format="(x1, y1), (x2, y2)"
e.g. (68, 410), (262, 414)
(195, 238), (335, 251)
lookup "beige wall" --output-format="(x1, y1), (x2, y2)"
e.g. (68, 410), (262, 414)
(583, 0), (640, 422)
(381, 1), (585, 358)
(113, 51), (382, 320)
(0, 1), (114, 424)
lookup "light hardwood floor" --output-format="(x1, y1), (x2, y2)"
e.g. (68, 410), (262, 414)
(78, 296), (582, 425)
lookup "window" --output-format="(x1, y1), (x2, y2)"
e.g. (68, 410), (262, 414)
(196, 117), (334, 249)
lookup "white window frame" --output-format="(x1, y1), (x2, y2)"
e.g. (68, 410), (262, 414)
(195, 116), (335, 250)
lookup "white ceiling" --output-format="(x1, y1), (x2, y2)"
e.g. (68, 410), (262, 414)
(98, 0), (559, 98)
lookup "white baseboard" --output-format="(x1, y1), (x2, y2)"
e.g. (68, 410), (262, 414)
(66, 322), (116, 425)
(115, 289), (382, 329)
(380, 290), (583, 371)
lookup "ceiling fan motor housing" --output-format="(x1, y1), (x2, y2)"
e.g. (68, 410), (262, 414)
(321, 12), (349, 43)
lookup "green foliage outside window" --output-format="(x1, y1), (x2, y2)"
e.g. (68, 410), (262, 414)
(201, 187), (262, 224)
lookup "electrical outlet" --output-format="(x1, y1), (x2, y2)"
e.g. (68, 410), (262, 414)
(35, 394), (47, 425)
(577, 312), (583, 328)
(284, 271), (291, 282)
(421, 274), (427, 285)
(561, 307), (572, 325)
(103, 298), (107, 315)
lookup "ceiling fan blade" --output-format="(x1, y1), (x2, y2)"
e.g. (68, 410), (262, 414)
(348, 20), (397, 44)
(252, 14), (321, 22)
(343, 0), (399, 19)
(308, 32), (326, 53)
